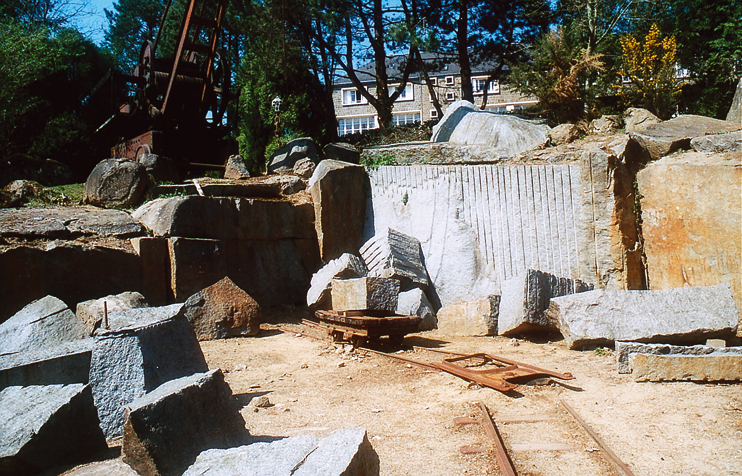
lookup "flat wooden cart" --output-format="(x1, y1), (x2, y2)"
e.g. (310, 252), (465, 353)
(305, 310), (421, 347)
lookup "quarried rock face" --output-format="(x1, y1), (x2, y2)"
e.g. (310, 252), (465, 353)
(323, 142), (361, 164)
(0, 383), (107, 475)
(122, 369), (248, 476)
(0, 340), (92, 390)
(631, 353), (742, 382)
(637, 151), (742, 329)
(0, 242), (143, 324)
(623, 107), (660, 132)
(179, 277), (261, 340)
(615, 341), (742, 374)
(309, 160), (367, 262)
(396, 288), (436, 331)
(89, 307), (208, 438)
(84, 158), (149, 209)
(546, 285), (739, 349)
(0, 206), (144, 239)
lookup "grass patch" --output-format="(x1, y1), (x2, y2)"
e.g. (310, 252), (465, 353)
(25, 183), (85, 207)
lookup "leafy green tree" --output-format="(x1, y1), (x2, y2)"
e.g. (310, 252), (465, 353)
(103, 0), (163, 70)
(509, 27), (605, 124)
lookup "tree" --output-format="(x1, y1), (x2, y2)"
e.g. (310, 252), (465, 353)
(618, 24), (678, 119)
(103, 0), (163, 70)
(509, 28), (605, 124)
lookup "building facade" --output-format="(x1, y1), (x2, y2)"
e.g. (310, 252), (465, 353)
(332, 55), (538, 136)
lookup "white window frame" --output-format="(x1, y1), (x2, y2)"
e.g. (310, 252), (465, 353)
(429, 77), (437, 86)
(337, 114), (377, 136)
(390, 83), (414, 102)
(445, 91), (455, 101)
(445, 75), (455, 86)
(341, 87), (368, 106)
(392, 110), (422, 126)
(430, 109), (439, 118)
(471, 76), (500, 95)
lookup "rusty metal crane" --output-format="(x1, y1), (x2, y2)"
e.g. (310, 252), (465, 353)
(96, 0), (231, 165)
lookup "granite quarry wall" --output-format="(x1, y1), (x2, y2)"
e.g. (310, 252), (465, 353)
(363, 152), (643, 307)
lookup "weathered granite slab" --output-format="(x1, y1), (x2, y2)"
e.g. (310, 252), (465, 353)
(76, 292), (148, 335)
(0, 384), (107, 475)
(397, 288), (436, 331)
(690, 131), (742, 153)
(436, 296), (500, 336)
(0, 296), (87, 356)
(615, 341), (742, 374)
(183, 427), (379, 476)
(330, 277), (399, 313)
(631, 353), (742, 382)
(547, 285), (739, 349)
(122, 369), (249, 476)
(0, 206), (144, 239)
(0, 339), (92, 390)
(360, 228), (429, 291)
(90, 306), (208, 438)
(498, 269), (592, 335)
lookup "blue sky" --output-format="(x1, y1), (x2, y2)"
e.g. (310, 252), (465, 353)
(75, 0), (115, 45)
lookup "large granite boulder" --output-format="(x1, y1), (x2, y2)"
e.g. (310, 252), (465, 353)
(727, 77), (742, 125)
(637, 151), (742, 326)
(498, 269), (592, 335)
(0, 180), (43, 208)
(330, 277), (399, 313)
(89, 305), (208, 438)
(436, 296), (499, 336)
(360, 228), (429, 291)
(306, 253), (368, 309)
(131, 196), (314, 240)
(309, 160), (367, 262)
(268, 138), (320, 174)
(122, 369), (249, 476)
(549, 123), (584, 146)
(179, 277), (262, 340)
(431, 100), (549, 156)
(0, 384), (107, 475)
(0, 296), (87, 355)
(546, 285), (739, 349)
(0, 340), (92, 391)
(76, 292), (149, 335)
(0, 206), (144, 239)
(183, 427), (380, 476)
(84, 158), (149, 209)
(627, 115), (741, 163)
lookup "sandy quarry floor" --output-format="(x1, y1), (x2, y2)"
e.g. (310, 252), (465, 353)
(196, 320), (742, 476)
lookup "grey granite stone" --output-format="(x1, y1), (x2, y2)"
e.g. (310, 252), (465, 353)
(89, 306), (208, 438)
(396, 288), (436, 331)
(122, 369), (249, 476)
(547, 284), (739, 349)
(360, 228), (429, 291)
(498, 269), (592, 335)
(0, 339), (92, 390)
(615, 341), (742, 374)
(330, 277), (400, 313)
(183, 427), (379, 476)
(307, 253), (368, 309)
(0, 383), (107, 475)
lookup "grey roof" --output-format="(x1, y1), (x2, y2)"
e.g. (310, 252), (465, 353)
(334, 51), (506, 86)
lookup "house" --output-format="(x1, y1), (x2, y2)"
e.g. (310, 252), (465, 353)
(332, 52), (538, 136)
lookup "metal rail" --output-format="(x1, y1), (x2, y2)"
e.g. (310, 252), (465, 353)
(478, 402), (518, 476)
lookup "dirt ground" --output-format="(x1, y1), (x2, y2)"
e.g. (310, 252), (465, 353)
(197, 320), (742, 476)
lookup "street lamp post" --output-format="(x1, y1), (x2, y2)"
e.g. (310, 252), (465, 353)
(272, 96), (282, 147)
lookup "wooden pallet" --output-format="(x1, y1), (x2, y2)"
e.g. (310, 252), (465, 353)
(306, 310), (421, 347)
